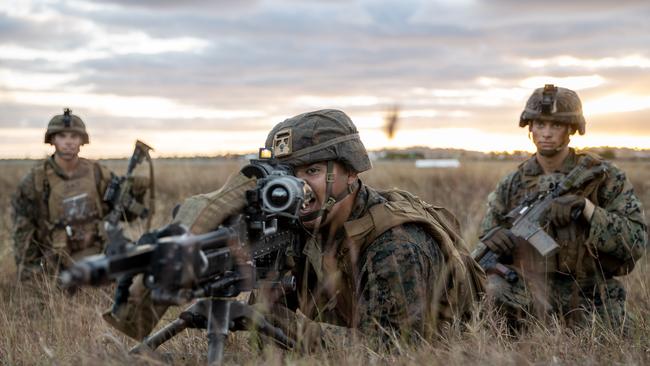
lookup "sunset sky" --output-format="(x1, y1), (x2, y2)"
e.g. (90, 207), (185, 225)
(1, 0), (649, 158)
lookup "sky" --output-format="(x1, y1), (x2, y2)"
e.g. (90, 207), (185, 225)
(1, 0), (649, 158)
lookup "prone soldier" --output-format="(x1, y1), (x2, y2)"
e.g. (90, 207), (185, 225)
(11, 108), (151, 281)
(103, 109), (485, 351)
(478, 85), (647, 331)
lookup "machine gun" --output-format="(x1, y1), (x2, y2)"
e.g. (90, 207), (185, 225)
(60, 152), (309, 365)
(472, 155), (606, 282)
(103, 140), (155, 255)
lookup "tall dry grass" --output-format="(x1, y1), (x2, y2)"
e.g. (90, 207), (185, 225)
(1, 158), (649, 365)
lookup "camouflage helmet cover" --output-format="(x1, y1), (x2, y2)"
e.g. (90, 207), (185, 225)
(264, 109), (372, 173)
(519, 84), (586, 135)
(44, 108), (90, 144)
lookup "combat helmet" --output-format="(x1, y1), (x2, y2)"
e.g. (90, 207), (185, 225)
(265, 109), (371, 225)
(44, 108), (90, 144)
(519, 84), (586, 135)
(265, 109), (371, 172)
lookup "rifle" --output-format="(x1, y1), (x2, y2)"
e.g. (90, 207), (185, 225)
(472, 155), (606, 281)
(103, 140), (155, 255)
(61, 154), (307, 365)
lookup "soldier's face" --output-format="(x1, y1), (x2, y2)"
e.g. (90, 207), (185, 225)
(52, 131), (82, 160)
(294, 161), (357, 229)
(530, 120), (569, 157)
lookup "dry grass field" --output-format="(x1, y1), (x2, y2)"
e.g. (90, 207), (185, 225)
(1, 158), (649, 365)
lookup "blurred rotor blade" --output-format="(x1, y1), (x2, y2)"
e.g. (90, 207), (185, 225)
(384, 104), (400, 139)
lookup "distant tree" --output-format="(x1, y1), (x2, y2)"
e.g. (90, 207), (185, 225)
(600, 149), (616, 160)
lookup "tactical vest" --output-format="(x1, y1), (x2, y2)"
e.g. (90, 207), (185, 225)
(33, 158), (108, 263)
(300, 189), (485, 333)
(506, 152), (630, 279)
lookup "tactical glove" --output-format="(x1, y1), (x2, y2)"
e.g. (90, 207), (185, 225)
(481, 227), (517, 255)
(548, 194), (586, 227)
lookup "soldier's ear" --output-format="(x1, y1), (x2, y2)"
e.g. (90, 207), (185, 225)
(347, 170), (358, 185)
(335, 161), (357, 184)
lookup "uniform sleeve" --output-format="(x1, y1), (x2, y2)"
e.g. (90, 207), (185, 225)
(96, 163), (115, 199)
(355, 223), (444, 344)
(130, 176), (150, 199)
(11, 170), (44, 272)
(479, 173), (514, 238)
(586, 165), (647, 262)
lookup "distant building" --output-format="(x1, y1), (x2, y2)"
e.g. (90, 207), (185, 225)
(414, 159), (461, 168)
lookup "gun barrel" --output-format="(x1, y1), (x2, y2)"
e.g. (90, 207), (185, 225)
(59, 254), (110, 288)
(59, 245), (155, 288)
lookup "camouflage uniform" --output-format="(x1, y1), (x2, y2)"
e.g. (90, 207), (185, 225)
(262, 109), (482, 346)
(480, 86), (647, 330)
(11, 110), (149, 279)
(279, 182), (445, 344)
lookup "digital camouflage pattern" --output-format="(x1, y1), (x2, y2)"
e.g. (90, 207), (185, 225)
(278, 182), (447, 345)
(480, 149), (647, 329)
(11, 155), (149, 278)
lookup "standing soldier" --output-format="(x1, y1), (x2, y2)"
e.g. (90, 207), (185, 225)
(478, 85), (647, 331)
(103, 109), (484, 350)
(11, 108), (150, 281)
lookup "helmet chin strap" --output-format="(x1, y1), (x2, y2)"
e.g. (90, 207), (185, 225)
(553, 134), (571, 152)
(301, 160), (359, 236)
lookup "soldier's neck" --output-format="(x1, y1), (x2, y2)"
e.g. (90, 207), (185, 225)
(535, 147), (570, 174)
(54, 153), (80, 177)
(326, 187), (359, 240)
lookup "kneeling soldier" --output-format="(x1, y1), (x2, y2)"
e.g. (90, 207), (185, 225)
(12, 108), (150, 280)
(478, 85), (647, 332)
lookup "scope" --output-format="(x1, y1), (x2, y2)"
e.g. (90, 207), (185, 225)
(241, 159), (307, 221)
(261, 176), (305, 217)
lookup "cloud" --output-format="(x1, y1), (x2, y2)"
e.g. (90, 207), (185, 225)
(0, 34), (209, 64)
(0, 68), (79, 90)
(0, 90), (265, 120)
(519, 75), (606, 90)
(584, 94), (650, 115)
(523, 55), (650, 69)
(1, 0), (650, 157)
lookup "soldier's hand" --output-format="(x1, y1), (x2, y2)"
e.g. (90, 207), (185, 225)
(481, 227), (517, 255)
(549, 194), (586, 227)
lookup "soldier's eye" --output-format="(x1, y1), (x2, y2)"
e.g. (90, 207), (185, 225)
(306, 167), (320, 175)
